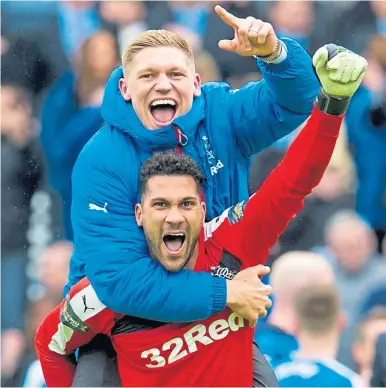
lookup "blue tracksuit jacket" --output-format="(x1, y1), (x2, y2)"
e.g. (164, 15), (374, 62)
(273, 356), (362, 387)
(67, 38), (320, 321)
(254, 322), (299, 366)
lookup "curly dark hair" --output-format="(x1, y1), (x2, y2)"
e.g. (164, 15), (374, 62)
(140, 151), (205, 196)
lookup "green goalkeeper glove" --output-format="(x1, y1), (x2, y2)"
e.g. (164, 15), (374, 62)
(313, 44), (368, 98)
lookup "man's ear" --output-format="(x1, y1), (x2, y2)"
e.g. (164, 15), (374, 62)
(193, 73), (202, 97)
(201, 201), (207, 225)
(135, 204), (143, 227)
(119, 77), (131, 101)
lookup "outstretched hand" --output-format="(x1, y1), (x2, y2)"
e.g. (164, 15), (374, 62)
(215, 4), (278, 57)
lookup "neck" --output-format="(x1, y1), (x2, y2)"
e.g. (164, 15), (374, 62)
(296, 331), (339, 360)
(269, 308), (294, 334)
(184, 242), (199, 270)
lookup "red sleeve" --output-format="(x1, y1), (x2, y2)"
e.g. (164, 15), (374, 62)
(204, 104), (344, 268)
(35, 278), (123, 387)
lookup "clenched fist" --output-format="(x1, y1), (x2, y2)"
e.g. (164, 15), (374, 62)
(215, 5), (278, 57)
(313, 44), (368, 98)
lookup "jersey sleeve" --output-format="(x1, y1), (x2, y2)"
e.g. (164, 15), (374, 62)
(35, 278), (122, 387)
(204, 104), (344, 267)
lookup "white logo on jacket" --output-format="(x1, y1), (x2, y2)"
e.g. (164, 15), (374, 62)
(89, 202), (108, 213)
(210, 160), (224, 175)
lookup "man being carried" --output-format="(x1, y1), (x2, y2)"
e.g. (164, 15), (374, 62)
(36, 49), (367, 386)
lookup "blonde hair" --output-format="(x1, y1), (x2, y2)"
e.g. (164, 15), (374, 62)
(122, 30), (194, 72)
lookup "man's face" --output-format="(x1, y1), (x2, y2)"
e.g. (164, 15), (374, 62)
(119, 47), (201, 130)
(135, 175), (206, 272)
(328, 221), (375, 273)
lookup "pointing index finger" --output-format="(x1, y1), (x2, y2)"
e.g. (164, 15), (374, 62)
(215, 5), (240, 29)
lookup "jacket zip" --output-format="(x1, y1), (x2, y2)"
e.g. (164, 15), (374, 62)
(172, 124), (188, 154)
(172, 124), (205, 202)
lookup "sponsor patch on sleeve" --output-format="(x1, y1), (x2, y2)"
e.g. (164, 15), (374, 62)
(227, 200), (247, 224)
(60, 295), (90, 333)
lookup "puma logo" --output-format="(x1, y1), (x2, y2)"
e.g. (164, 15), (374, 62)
(89, 202), (108, 213)
(82, 295), (95, 314)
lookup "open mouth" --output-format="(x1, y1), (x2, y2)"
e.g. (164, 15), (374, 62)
(149, 99), (177, 126)
(163, 232), (186, 254)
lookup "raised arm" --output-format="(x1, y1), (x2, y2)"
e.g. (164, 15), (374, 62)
(206, 46), (368, 266)
(206, 97), (343, 265)
(212, 5), (320, 156)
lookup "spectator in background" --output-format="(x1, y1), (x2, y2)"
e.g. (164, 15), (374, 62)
(99, 0), (147, 53)
(254, 251), (335, 365)
(38, 241), (72, 304)
(316, 210), (386, 369)
(57, 0), (100, 60)
(274, 285), (361, 387)
(346, 34), (386, 254)
(1, 84), (44, 386)
(40, 30), (118, 240)
(371, 332), (386, 387)
(352, 308), (386, 385)
(319, 210), (386, 325)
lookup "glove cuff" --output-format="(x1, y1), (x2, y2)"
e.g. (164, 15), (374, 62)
(316, 88), (351, 116)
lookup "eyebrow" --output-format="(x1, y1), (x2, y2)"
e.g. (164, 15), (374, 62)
(138, 68), (155, 73)
(149, 196), (198, 203)
(138, 66), (186, 74)
(150, 197), (169, 203)
(180, 196), (199, 202)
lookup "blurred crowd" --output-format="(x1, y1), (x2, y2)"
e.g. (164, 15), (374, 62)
(1, 1), (385, 387)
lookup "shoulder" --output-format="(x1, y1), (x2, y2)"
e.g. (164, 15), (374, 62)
(274, 359), (320, 380)
(74, 125), (141, 184)
(201, 81), (233, 101)
(317, 359), (362, 386)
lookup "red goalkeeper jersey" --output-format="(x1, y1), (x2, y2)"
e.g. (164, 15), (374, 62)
(35, 106), (344, 387)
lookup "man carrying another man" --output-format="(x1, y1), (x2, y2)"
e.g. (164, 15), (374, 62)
(36, 45), (367, 386)
(65, 3), (366, 385)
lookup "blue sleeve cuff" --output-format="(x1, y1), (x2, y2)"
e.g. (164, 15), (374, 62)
(256, 38), (303, 74)
(211, 276), (227, 314)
